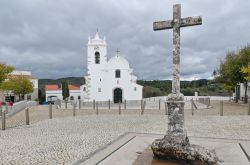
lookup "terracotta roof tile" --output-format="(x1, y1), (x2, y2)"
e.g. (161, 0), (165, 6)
(45, 85), (59, 91)
(45, 84), (80, 91)
(68, 85), (80, 90)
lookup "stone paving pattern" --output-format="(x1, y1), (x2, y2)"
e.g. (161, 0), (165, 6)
(0, 101), (249, 164)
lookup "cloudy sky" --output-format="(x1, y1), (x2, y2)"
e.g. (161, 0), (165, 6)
(0, 0), (249, 80)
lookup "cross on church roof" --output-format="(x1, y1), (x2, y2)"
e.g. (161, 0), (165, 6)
(116, 49), (120, 54)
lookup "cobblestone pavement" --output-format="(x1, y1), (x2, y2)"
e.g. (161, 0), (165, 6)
(0, 101), (249, 164)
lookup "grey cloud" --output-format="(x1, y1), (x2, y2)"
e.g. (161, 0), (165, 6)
(0, 0), (250, 80)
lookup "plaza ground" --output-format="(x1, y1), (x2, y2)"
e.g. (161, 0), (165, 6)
(0, 101), (250, 164)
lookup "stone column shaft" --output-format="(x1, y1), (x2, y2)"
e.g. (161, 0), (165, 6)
(172, 4), (181, 94)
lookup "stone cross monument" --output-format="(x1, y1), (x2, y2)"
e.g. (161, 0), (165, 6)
(151, 4), (218, 164)
(154, 4), (202, 134)
(154, 4), (202, 95)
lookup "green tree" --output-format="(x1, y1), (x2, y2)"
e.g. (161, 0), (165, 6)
(9, 76), (33, 100)
(0, 63), (14, 84)
(62, 81), (69, 100)
(0, 80), (13, 96)
(217, 45), (250, 103)
(241, 65), (250, 80)
(38, 89), (45, 104)
(216, 52), (238, 91)
(143, 86), (166, 98)
(241, 64), (250, 103)
(238, 45), (250, 103)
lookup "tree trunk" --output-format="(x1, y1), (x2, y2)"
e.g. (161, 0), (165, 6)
(244, 81), (248, 104)
(235, 86), (238, 103)
(20, 94), (24, 101)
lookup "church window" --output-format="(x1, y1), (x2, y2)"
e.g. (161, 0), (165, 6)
(98, 88), (101, 92)
(95, 52), (100, 64)
(83, 87), (86, 91)
(134, 87), (137, 91)
(100, 78), (101, 82)
(115, 70), (121, 78)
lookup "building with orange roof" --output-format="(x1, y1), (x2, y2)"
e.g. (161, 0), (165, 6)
(45, 84), (81, 101)
(45, 85), (59, 91)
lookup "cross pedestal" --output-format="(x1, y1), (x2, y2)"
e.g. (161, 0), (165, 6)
(166, 99), (185, 134)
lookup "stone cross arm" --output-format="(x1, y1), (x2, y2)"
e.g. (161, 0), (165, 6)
(153, 16), (202, 31)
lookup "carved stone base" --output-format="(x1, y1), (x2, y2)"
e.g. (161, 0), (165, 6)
(168, 93), (184, 101)
(151, 133), (219, 165)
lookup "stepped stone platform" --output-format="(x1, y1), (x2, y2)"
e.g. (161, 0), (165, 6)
(77, 133), (250, 165)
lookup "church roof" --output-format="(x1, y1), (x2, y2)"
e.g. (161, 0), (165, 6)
(94, 32), (101, 40)
(107, 54), (130, 69)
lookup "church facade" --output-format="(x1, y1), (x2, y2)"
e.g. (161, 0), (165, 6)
(81, 32), (143, 103)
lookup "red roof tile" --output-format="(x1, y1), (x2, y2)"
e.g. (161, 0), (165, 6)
(45, 84), (80, 91)
(68, 85), (80, 90)
(45, 85), (59, 91)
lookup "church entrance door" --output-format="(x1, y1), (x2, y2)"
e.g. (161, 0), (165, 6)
(113, 88), (122, 103)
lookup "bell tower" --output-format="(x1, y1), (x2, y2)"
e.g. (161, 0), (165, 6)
(85, 32), (107, 100)
(87, 32), (107, 74)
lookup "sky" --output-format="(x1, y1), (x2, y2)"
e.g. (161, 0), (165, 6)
(0, 0), (250, 80)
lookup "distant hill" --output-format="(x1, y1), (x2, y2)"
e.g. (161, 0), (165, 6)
(137, 79), (231, 97)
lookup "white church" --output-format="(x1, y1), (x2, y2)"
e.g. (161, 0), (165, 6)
(45, 32), (143, 103)
(81, 32), (143, 103)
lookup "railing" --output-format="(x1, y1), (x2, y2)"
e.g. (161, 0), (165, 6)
(0, 100), (38, 130)
(56, 99), (158, 110)
(6, 101), (37, 117)
(1, 98), (249, 131)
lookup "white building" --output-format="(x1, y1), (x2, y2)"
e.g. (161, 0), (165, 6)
(45, 84), (81, 101)
(0, 70), (38, 102)
(235, 82), (250, 101)
(83, 32), (143, 103)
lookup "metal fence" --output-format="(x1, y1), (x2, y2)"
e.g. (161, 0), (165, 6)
(55, 99), (167, 110)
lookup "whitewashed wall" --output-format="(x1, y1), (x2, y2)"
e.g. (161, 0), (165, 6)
(69, 90), (81, 100)
(239, 83), (250, 99)
(46, 89), (81, 101)
(46, 90), (63, 101)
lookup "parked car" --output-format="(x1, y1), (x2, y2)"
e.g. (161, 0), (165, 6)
(0, 102), (6, 106)
(47, 96), (58, 104)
